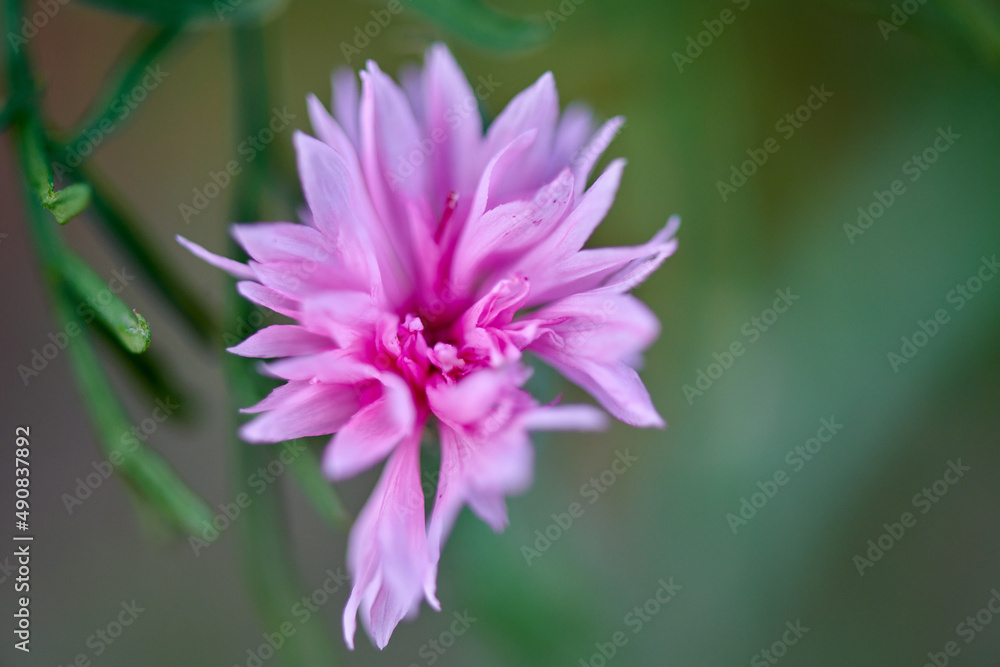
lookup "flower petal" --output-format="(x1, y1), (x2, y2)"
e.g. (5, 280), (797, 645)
(343, 431), (433, 650)
(227, 324), (333, 358)
(323, 374), (416, 480)
(176, 235), (254, 280)
(239, 382), (360, 443)
(529, 294), (664, 427)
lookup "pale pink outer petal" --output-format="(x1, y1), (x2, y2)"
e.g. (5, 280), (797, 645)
(323, 374), (416, 480)
(527, 215), (680, 304)
(549, 102), (594, 174)
(573, 116), (626, 198)
(331, 67), (361, 149)
(422, 43), (483, 207)
(343, 430), (435, 650)
(480, 72), (559, 198)
(176, 235), (255, 280)
(453, 168), (574, 288)
(235, 281), (300, 318)
(307, 95), (411, 305)
(523, 404), (609, 431)
(239, 383), (360, 443)
(527, 293), (665, 428)
(227, 324), (333, 358)
(294, 132), (378, 288)
(231, 222), (335, 264)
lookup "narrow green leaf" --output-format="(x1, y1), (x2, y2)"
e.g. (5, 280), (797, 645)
(56, 288), (210, 535)
(289, 441), (350, 530)
(60, 250), (151, 354)
(410, 0), (551, 51)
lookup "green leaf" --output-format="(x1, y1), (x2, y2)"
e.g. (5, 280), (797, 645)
(56, 288), (211, 536)
(288, 441), (350, 530)
(77, 0), (287, 25)
(410, 0), (551, 51)
(60, 250), (151, 354)
(44, 182), (92, 224)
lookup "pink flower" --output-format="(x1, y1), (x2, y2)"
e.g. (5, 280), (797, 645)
(178, 43), (677, 649)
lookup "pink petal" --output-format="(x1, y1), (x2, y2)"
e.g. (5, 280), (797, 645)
(426, 370), (505, 426)
(323, 374), (416, 480)
(481, 72), (559, 197)
(528, 216), (680, 304)
(454, 168), (574, 288)
(549, 102), (594, 174)
(573, 116), (625, 197)
(307, 95), (411, 306)
(423, 43), (483, 204)
(231, 222), (334, 264)
(528, 294), (664, 427)
(176, 235), (254, 280)
(227, 324), (333, 358)
(263, 350), (377, 384)
(343, 431), (433, 650)
(294, 132), (375, 283)
(523, 404), (609, 431)
(239, 382), (360, 443)
(331, 67), (361, 149)
(236, 281), (300, 318)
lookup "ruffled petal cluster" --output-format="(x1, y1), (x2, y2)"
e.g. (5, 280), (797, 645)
(180, 43), (676, 649)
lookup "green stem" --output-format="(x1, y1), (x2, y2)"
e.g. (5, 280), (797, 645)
(226, 21), (339, 666)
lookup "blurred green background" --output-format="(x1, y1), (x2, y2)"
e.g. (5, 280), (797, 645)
(3, 0), (1000, 665)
